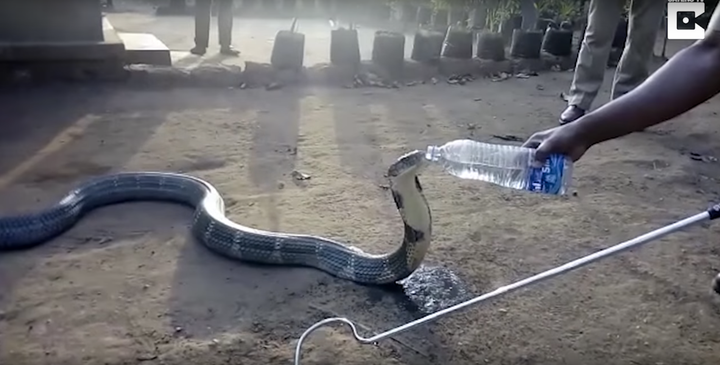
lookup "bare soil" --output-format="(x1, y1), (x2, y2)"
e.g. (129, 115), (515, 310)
(2, 72), (720, 365)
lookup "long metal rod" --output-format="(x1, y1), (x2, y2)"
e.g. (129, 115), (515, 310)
(294, 210), (713, 365)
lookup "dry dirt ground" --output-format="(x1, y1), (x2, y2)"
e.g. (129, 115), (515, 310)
(2, 70), (720, 365)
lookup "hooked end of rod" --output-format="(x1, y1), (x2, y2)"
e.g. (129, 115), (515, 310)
(293, 317), (373, 365)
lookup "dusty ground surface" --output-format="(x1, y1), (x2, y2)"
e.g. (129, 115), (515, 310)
(3, 3), (720, 365)
(3, 68), (720, 365)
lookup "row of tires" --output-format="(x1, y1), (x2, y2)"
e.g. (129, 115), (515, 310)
(270, 25), (576, 72)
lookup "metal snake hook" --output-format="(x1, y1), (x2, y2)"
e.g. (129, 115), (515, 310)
(294, 204), (720, 365)
(293, 318), (374, 365)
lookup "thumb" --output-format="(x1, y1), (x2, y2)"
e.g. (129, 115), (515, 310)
(532, 140), (551, 166)
(521, 132), (544, 149)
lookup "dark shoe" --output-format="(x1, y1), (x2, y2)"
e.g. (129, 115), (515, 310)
(220, 46), (240, 56)
(559, 105), (586, 125)
(190, 46), (206, 56)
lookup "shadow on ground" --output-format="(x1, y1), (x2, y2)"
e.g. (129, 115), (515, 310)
(163, 87), (456, 364)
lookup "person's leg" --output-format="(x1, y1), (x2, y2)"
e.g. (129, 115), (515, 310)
(610, 0), (665, 100)
(191, 0), (212, 55)
(560, 0), (625, 125)
(218, 0), (239, 55)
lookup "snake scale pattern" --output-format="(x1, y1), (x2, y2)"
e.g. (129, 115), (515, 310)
(0, 150), (432, 285)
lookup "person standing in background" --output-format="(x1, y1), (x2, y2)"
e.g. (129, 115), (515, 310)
(559, 0), (665, 125)
(191, 0), (239, 56)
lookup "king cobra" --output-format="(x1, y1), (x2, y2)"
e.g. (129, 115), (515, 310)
(0, 150), (432, 284)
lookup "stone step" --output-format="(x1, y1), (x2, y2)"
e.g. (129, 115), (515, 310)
(117, 32), (171, 66)
(0, 15), (124, 62)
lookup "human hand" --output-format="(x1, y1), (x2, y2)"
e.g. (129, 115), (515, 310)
(522, 123), (592, 164)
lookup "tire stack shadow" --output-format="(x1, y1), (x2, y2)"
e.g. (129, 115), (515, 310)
(167, 88), (315, 344)
(165, 88), (452, 364)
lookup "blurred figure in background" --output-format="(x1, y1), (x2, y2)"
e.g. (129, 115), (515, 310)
(559, 0), (665, 125)
(191, 0), (239, 56)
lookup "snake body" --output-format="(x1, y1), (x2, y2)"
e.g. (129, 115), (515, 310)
(0, 150), (432, 284)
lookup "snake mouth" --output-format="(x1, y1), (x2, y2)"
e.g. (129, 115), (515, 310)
(388, 150), (426, 179)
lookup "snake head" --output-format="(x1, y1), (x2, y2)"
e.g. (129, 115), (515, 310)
(387, 150), (427, 179)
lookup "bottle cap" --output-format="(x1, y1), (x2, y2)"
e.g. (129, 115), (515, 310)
(425, 146), (439, 161)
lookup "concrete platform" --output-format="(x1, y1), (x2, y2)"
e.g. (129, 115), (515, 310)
(118, 32), (172, 66)
(0, 0), (105, 42)
(0, 10), (174, 84)
(0, 14), (128, 83)
(0, 17), (125, 62)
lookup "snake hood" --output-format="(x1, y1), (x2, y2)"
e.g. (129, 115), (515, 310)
(384, 150), (433, 280)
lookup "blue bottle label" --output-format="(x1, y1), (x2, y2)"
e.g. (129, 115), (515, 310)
(526, 154), (566, 195)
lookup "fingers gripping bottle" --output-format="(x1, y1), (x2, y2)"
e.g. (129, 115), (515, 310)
(425, 139), (574, 195)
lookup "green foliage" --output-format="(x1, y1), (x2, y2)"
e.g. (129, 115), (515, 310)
(536, 0), (584, 21)
(399, 0), (582, 31)
(429, 0), (467, 9)
(485, 0), (520, 32)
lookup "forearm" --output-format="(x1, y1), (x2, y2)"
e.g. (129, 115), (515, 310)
(574, 37), (720, 146)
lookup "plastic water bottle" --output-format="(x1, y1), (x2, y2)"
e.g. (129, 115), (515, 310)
(425, 139), (573, 195)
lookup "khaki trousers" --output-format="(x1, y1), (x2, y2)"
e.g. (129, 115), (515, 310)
(194, 0), (235, 49)
(567, 0), (665, 110)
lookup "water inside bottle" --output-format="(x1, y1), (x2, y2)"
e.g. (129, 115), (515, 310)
(441, 159), (529, 190)
(430, 142), (534, 190)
